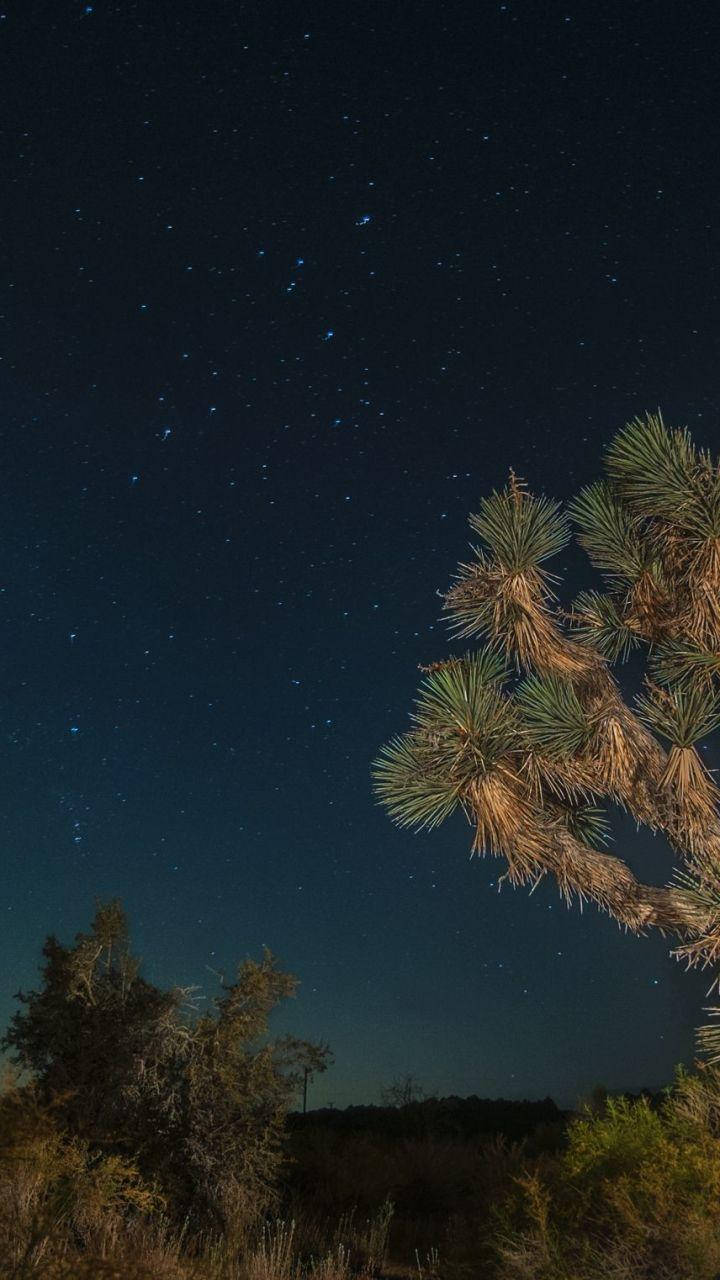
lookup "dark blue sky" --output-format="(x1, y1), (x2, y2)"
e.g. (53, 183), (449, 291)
(1, 0), (718, 1108)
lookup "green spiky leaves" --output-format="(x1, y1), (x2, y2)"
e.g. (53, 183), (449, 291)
(468, 483), (571, 573)
(566, 480), (655, 586)
(604, 410), (698, 519)
(442, 549), (501, 642)
(547, 802), (612, 849)
(566, 590), (642, 663)
(566, 804), (612, 849)
(689, 449), (720, 542)
(604, 410), (712, 532)
(634, 680), (720, 748)
(648, 638), (720, 690)
(415, 645), (510, 702)
(370, 732), (463, 831)
(371, 651), (519, 831)
(514, 673), (594, 758)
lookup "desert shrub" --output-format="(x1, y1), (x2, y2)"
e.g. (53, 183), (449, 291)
(0, 1070), (168, 1274)
(0, 901), (331, 1258)
(0, 1069), (393, 1279)
(490, 1066), (720, 1279)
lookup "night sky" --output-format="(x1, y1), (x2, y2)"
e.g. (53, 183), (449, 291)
(2, 1), (719, 1110)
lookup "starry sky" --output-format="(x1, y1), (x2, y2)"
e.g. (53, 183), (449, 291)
(1, 1), (719, 1110)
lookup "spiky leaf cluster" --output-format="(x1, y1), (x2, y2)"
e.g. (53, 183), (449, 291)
(546, 801), (611, 849)
(687, 450), (720, 542)
(634, 680), (720, 748)
(468, 484), (571, 573)
(565, 590), (642, 663)
(443, 551), (561, 654)
(417, 645), (510, 692)
(604, 411), (704, 526)
(562, 413), (720, 662)
(514, 673), (594, 759)
(371, 733), (465, 832)
(649, 637), (720, 690)
(566, 479), (655, 586)
(372, 652), (520, 832)
(442, 549), (500, 642)
(568, 804), (612, 849)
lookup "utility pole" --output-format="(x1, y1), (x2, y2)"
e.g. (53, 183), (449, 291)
(303, 1065), (311, 1114)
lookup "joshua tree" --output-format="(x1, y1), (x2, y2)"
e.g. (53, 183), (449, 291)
(372, 412), (720, 1059)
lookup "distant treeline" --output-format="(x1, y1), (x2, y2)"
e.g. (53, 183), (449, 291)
(288, 1094), (571, 1142)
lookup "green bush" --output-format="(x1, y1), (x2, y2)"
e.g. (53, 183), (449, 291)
(490, 1066), (720, 1279)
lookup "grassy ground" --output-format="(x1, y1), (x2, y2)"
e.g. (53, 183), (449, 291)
(13, 1082), (720, 1279)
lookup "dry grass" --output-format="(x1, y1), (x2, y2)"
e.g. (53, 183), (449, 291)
(0, 1178), (396, 1280)
(15, 1078), (720, 1280)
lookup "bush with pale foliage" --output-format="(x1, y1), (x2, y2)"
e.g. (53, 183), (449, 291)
(490, 1065), (720, 1280)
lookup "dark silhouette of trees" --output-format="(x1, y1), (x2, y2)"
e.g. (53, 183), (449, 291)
(1, 900), (332, 1239)
(373, 412), (720, 1057)
(380, 1073), (433, 1107)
